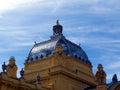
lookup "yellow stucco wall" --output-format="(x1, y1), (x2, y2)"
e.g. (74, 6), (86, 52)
(24, 51), (96, 90)
(0, 73), (48, 90)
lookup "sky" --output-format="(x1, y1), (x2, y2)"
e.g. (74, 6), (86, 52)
(0, 0), (120, 83)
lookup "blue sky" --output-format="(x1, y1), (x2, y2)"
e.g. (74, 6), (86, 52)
(0, 0), (120, 82)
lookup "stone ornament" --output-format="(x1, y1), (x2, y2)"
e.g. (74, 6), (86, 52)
(6, 56), (18, 78)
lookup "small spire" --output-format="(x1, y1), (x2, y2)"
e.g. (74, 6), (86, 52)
(56, 19), (59, 25)
(34, 41), (37, 44)
(112, 74), (118, 82)
(2, 62), (7, 73)
(20, 68), (24, 78)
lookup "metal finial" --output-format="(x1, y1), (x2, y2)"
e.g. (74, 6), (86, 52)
(112, 74), (118, 82)
(36, 74), (41, 84)
(34, 41), (37, 44)
(56, 19), (59, 25)
(36, 74), (40, 81)
(2, 62), (7, 73)
(20, 68), (24, 78)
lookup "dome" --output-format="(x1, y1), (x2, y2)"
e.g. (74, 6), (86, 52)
(25, 20), (92, 66)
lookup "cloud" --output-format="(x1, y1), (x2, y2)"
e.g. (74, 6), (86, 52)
(0, 0), (119, 17)
(0, 0), (40, 13)
(107, 61), (120, 70)
(0, 15), (3, 19)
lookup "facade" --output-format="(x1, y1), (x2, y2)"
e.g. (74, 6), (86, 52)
(0, 20), (120, 90)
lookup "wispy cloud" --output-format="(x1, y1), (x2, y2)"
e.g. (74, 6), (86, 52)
(0, 0), (40, 13)
(107, 61), (120, 70)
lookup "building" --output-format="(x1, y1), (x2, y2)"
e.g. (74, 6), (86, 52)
(0, 20), (120, 90)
